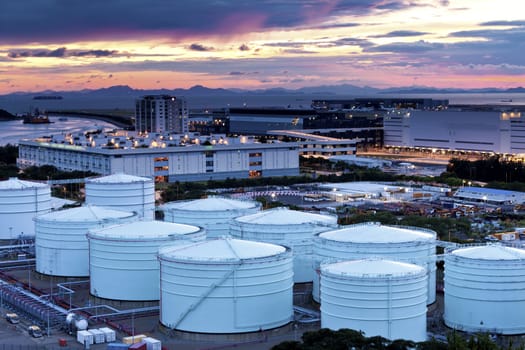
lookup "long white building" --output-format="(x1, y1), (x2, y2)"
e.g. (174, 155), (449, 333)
(17, 132), (300, 182)
(384, 109), (525, 154)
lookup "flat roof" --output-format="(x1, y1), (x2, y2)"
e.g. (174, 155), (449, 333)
(158, 237), (286, 261)
(322, 258), (425, 278)
(452, 244), (525, 260)
(234, 207), (337, 226)
(318, 222), (436, 243)
(457, 186), (524, 196)
(162, 196), (259, 211)
(319, 181), (403, 194)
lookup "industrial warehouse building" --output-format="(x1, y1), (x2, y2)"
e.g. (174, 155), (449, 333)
(16, 124), (359, 181)
(384, 109), (525, 154)
(16, 133), (302, 182)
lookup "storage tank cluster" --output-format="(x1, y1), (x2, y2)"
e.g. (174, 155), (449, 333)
(313, 222), (437, 305)
(22, 169), (525, 340)
(35, 205), (138, 276)
(161, 196), (261, 238)
(158, 237), (294, 333)
(444, 244), (525, 334)
(230, 207), (338, 282)
(321, 258), (428, 342)
(85, 173), (155, 220)
(87, 220), (205, 301)
(0, 177), (52, 239)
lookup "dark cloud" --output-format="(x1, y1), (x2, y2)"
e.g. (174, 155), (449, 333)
(0, 0), (384, 44)
(229, 71), (259, 75)
(480, 20), (525, 27)
(373, 1), (413, 11)
(239, 44), (250, 51)
(264, 42), (307, 48)
(310, 22), (360, 30)
(189, 43), (214, 52)
(8, 47), (67, 58)
(317, 37), (373, 49)
(7, 47), (118, 58)
(282, 48), (318, 54)
(76, 50), (118, 57)
(364, 41), (444, 53)
(371, 30), (428, 38)
(335, 37), (373, 47)
(449, 27), (525, 42)
(370, 0), (437, 12)
(438, 28), (525, 67)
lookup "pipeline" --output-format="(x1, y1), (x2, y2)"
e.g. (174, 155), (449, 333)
(0, 268), (159, 336)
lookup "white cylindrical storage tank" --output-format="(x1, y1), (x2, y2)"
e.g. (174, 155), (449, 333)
(159, 237), (293, 333)
(321, 258), (427, 342)
(0, 178), (52, 239)
(230, 207), (338, 283)
(35, 205), (138, 276)
(85, 173), (155, 220)
(313, 222), (436, 305)
(88, 220), (205, 301)
(444, 244), (525, 334)
(161, 196), (261, 238)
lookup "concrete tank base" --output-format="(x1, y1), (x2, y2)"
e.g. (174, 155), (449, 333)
(158, 321), (293, 342)
(88, 295), (158, 310)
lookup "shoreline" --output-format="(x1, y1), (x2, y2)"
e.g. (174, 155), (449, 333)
(46, 111), (133, 129)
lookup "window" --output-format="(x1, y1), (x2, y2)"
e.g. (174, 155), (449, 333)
(249, 170), (261, 178)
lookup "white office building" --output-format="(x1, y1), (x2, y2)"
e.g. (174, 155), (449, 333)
(384, 109), (525, 154)
(135, 95), (189, 134)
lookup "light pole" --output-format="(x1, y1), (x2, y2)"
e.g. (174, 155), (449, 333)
(131, 311), (135, 343)
(28, 260), (31, 293)
(47, 271), (52, 337)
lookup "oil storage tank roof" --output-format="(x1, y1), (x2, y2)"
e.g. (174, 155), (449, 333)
(86, 173), (151, 183)
(89, 220), (201, 239)
(451, 244), (525, 260)
(0, 178), (48, 189)
(323, 258), (426, 278)
(36, 205), (134, 222)
(163, 196), (258, 211)
(159, 238), (286, 262)
(234, 207), (336, 225)
(319, 222), (435, 243)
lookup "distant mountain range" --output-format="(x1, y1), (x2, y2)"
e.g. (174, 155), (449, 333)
(3, 84), (525, 99)
(1, 84), (524, 114)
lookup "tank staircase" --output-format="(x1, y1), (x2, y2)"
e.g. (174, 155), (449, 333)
(170, 238), (243, 330)
(293, 306), (320, 323)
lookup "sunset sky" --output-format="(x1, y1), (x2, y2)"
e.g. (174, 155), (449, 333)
(1, 0), (524, 94)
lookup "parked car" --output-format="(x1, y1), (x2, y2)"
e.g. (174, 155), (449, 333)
(28, 325), (43, 338)
(6, 313), (20, 324)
